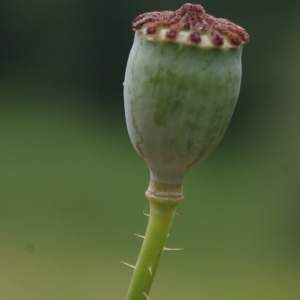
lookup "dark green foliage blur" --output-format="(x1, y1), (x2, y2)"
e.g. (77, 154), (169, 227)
(1, 1), (300, 299)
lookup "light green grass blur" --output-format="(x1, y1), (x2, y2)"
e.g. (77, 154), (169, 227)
(1, 79), (299, 299)
(1, 1), (300, 299)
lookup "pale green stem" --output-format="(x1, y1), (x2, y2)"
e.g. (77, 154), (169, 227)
(125, 189), (183, 300)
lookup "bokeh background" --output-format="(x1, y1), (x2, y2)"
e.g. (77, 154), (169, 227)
(1, 1), (300, 299)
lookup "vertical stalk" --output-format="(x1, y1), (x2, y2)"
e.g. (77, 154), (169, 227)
(125, 181), (183, 300)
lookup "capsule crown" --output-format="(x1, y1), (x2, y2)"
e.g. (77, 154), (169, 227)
(132, 3), (249, 48)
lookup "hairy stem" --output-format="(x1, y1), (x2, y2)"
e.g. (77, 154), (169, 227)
(125, 181), (183, 300)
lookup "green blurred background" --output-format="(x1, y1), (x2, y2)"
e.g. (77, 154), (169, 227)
(1, 1), (299, 299)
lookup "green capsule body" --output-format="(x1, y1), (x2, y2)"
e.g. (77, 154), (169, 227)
(124, 32), (243, 184)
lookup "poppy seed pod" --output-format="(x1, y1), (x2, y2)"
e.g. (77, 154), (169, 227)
(124, 3), (249, 186)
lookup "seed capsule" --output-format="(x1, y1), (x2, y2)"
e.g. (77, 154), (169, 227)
(124, 4), (249, 185)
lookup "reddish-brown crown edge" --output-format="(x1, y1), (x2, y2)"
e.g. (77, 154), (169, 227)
(132, 3), (250, 47)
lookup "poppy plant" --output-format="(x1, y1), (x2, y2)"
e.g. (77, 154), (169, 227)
(123, 4), (249, 299)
